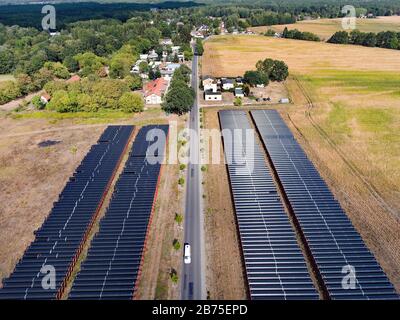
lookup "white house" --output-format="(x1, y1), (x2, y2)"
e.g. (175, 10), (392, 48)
(131, 65), (140, 73)
(204, 90), (222, 101)
(144, 78), (169, 104)
(202, 76), (217, 92)
(234, 88), (244, 98)
(279, 98), (290, 104)
(171, 46), (181, 54)
(221, 78), (235, 91)
(140, 54), (148, 60)
(148, 50), (158, 61)
(40, 93), (51, 104)
(160, 38), (173, 46)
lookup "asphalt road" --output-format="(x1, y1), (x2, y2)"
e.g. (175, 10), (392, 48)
(180, 54), (206, 300)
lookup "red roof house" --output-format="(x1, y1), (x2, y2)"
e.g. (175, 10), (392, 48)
(143, 78), (169, 104)
(66, 75), (81, 83)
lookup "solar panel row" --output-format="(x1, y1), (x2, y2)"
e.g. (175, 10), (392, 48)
(0, 125), (134, 300)
(69, 125), (169, 300)
(251, 109), (398, 300)
(219, 110), (319, 300)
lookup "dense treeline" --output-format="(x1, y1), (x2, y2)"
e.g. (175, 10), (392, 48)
(328, 30), (400, 50)
(0, 2), (202, 28)
(162, 65), (194, 115)
(42, 77), (144, 113)
(282, 27), (320, 41)
(0, 9), (194, 106)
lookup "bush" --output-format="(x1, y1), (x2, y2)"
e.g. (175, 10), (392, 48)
(178, 177), (185, 185)
(173, 239), (181, 250)
(179, 164), (186, 171)
(119, 92), (144, 113)
(175, 213), (183, 224)
(31, 95), (45, 109)
(234, 97), (242, 106)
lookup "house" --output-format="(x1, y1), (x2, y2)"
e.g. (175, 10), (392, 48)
(140, 54), (149, 60)
(143, 78), (169, 104)
(131, 65), (140, 74)
(160, 38), (173, 46)
(177, 52), (185, 62)
(221, 78), (235, 91)
(279, 98), (290, 104)
(235, 77), (244, 86)
(171, 46), (181, 54)
(161, 63), (181, 81)
(40, 92), (51, 104)
(202, 76), (217, 92)
(148, 50), (159, 61)
(234, 88), (244, 98)
(66, 75), (81, 83)
(256, 84), (265, 88)
(204, 90), (222, 101)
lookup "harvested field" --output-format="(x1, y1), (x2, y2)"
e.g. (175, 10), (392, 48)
(202, 108), (247, 300)
(203, 35), (400, 293)
(250, 16), (400, 40)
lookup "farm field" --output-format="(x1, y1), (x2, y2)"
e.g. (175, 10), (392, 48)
(202, 35), (400, 292)
(250, 16), (400, 40)
(0, 109), (183, 291)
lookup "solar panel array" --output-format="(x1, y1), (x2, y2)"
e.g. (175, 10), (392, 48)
(219, 110), (319, 300)
(69, 125), (169, 300)
(251, 109), (398, 300)
(0, 125), (134, 300)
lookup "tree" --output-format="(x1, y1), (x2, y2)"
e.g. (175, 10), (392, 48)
(44, 62), (70, 79)
(269, 60), (289, 82)
(118, 92), (144, 113)
(195, 39), (204, 56)
(63, 56), (79, 73)
(124, 75), (142, 90)
(0, 49), (15, 74)
(31, 95), (45, 109)
(243, 70), (269, 87)
(0, 81), (21, 105)
(46, 90), (74, 112)
(234, 97), (242, 106)
(144, 27), (162, 46)
(328, 31), (349, 44)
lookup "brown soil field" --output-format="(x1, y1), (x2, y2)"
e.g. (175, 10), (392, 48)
(250, 16), (400, 40)
(202, 35), (400, 293)
(202, 108), (247, 300)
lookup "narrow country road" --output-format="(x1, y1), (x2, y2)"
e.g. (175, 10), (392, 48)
(180, 53), (206, 300)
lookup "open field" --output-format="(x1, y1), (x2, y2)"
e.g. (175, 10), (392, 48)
(0, 109), (183, 287)
(250, 16), (400, 40)
(203, 35), (400, 292)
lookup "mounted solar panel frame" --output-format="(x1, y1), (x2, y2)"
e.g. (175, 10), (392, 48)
(251, 109), (398, 300)
(219, 110), (319, 300)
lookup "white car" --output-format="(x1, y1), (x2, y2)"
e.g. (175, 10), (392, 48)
(184, 243), (191, 264)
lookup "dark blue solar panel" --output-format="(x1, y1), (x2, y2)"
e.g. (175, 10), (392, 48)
(0, 126), (134, 300)
(69, 125), (168, 300)
(219, 110), (319, 300)
(251, 109), (398, 300)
